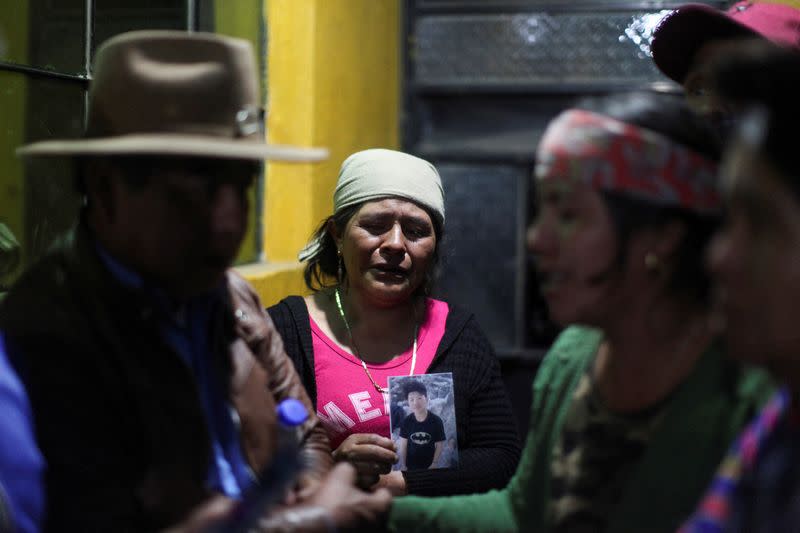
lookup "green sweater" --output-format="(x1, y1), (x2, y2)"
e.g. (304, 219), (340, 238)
(389, 326), (773, 533)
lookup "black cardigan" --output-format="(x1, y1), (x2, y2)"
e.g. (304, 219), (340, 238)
(267, 295), (521, 496)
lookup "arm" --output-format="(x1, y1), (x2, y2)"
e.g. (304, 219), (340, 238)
(388, 348), (529, 532)
(430, 442), (444, 469)
(265, 298), (316, 405)
(258, 464), (391, 532)
(397, 438), (408, 470)
(403, 316), (521, 495)
(168, 464), (392, 533)
(229, 275), (333, 487)
(389, 326), (602, 533)
(260, 312), (333, 486)
(331, 433), (397, 490)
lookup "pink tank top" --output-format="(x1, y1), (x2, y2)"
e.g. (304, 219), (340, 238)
(311, 298), (449, 450)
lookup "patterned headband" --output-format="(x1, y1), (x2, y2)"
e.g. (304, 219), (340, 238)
(535, 109), (720, 214)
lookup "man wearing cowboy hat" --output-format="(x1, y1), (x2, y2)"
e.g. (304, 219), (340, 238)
(0, 30), (390, 531)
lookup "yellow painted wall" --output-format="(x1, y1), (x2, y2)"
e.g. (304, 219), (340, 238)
(262, 0), (316, 263)
(237, 260), (309, 304)
(771, 0), (800, 8)
(241, 0), (400, 306)
(308, 1), (401, 227)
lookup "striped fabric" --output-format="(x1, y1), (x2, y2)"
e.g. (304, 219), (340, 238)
(679, 387), (790, 533)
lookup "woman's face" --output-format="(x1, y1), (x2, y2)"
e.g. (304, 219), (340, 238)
(335, 198), (437, 308)
(707, 142), (800, 369)
(527, 178), (620, 327)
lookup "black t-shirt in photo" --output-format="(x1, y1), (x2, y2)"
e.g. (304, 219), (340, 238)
(400, 410), (446, 470)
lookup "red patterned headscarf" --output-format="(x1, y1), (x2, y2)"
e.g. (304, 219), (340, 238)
(535, 109), (720, 214)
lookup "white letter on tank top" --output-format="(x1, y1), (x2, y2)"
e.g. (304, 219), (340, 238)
(349, 391), (382, 423)
(317, 402), (356, 435)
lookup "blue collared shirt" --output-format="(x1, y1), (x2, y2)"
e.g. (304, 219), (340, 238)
(0, 333), (45, 533)
(95, 246), (253, 498)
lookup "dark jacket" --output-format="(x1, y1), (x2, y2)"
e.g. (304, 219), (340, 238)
(267, 295), (521, 496)
(0, 226), (332, 532)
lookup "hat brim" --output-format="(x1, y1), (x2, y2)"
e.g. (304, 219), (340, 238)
(651, 4), (761, 84)
(16, 133), (328, 162)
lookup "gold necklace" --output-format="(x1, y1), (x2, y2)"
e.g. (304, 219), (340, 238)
(334, 287), (417, 394)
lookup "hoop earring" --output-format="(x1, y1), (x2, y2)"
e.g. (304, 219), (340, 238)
(337, 249), (344, 285)
(644, 252), (662, 274)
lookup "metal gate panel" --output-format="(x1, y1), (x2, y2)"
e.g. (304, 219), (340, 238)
(434, 163), (527, 352)
(403, 0), (728, 357)
(414, 11), (671, 86)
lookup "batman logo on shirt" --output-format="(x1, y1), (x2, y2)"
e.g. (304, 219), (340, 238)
(410, 432), (432, 445)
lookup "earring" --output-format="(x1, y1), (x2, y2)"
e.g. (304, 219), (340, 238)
(644, 252), (661, 273)
(337, 249), (344, 284)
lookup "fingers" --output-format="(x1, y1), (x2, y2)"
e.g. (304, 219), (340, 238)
(359, 433), (396, 450)
(311, 463), (392, 531)
(335, 434), (397, 464)
(356, 472), (380, 491)
(294, 481), (319, 503)
(356, 488), (392, 518)
(351, 459), (393, 476)
(282, 489), (298, 506)
(338, 487), (393, 530)
(340, 433), (396, 451)
(370, 487), (392, 510)
(326, 461), (358, 484)
(372, 471), (407, 497)
(309, 463), (356, 510)
(341, 444), (398, 465)
(164, 495), (235, 533)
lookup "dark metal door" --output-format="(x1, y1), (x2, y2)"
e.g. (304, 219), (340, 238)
(403, 0), (727, 359)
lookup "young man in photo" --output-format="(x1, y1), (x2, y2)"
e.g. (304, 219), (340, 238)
(398, 381), (446, 471)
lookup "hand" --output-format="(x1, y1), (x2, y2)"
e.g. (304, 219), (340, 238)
(308, 463), (392, 531)
(332, 433), (398, 490)
(373, 470), (407, 497)
(282, 476), (321, 506)
(244, 463), (392, 533)
(162, 495), (235, 533)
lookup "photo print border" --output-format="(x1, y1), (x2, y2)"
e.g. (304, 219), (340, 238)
(388, 372), (459, 471)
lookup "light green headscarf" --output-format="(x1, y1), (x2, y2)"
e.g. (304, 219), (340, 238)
(298, 148), (445, 261)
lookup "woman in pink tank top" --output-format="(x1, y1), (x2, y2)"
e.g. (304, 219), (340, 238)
(267, 149), (520, 497)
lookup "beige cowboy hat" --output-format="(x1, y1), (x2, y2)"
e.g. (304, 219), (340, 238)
(17, 30), (327, 162)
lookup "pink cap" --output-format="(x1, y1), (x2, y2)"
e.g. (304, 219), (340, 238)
(651, 1), (800, 83)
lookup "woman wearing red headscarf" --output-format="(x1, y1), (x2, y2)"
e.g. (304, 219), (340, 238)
(388, 92), (773, 533)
